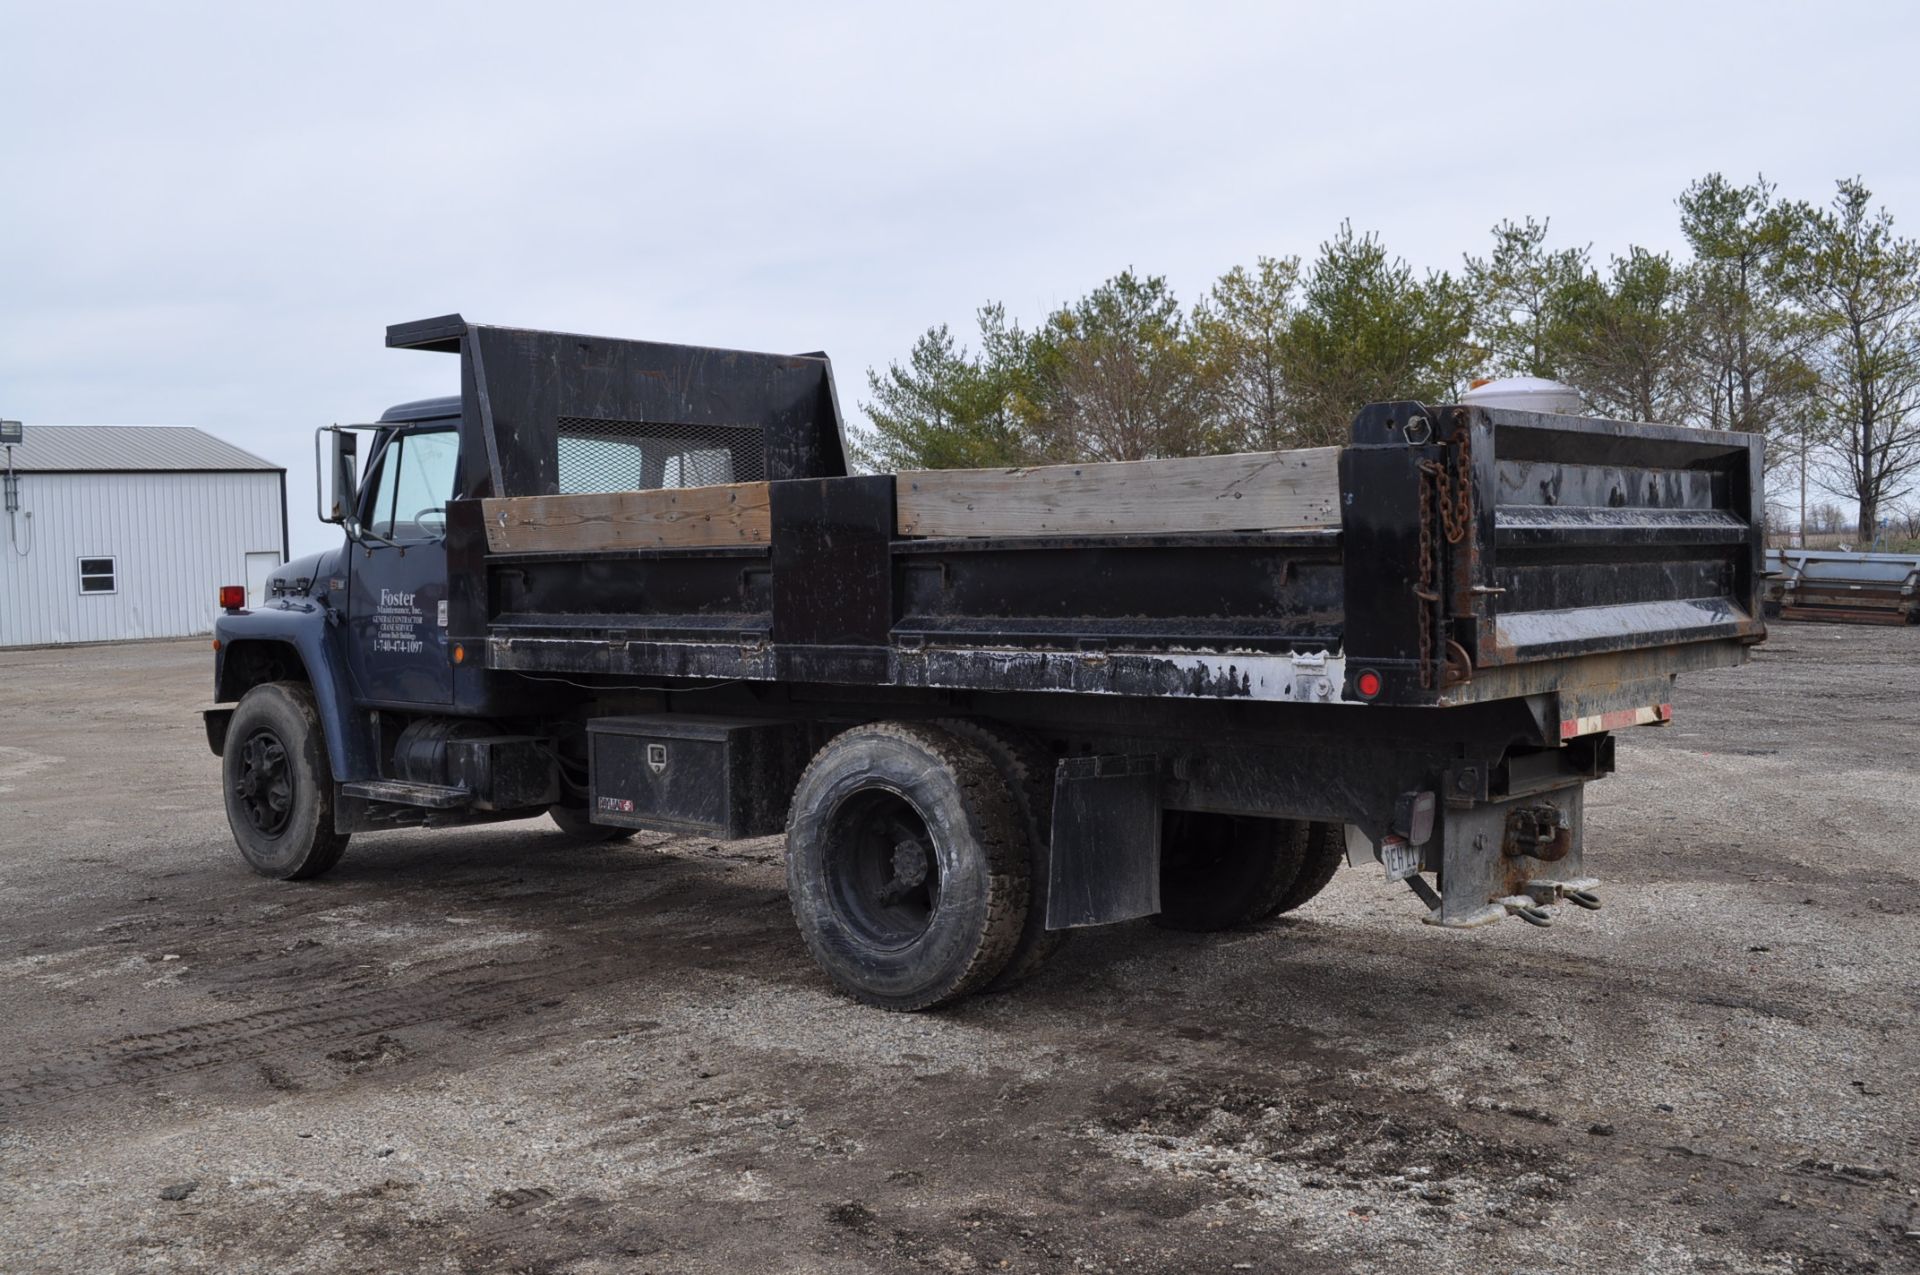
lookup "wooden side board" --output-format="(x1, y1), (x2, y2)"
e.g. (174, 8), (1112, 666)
(481, 482), (771, 553)
(479, 447), (1339, 553)
(894, 447), (1342, 538)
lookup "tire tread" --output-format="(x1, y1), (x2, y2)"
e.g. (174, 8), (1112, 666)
(786, 720), (1030, 1011)
(934, 719), (1067, 990)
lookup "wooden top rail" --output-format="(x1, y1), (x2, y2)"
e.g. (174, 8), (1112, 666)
(478, 447), (1342, 553)
(894, 447), (1342, 538)
(481, 482), (771, 553)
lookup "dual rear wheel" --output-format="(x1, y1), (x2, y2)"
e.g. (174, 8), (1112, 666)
(1154, 812), (1345, 932)
(783, 721), (1346, 1009)
(783, 721), (1036, 1011)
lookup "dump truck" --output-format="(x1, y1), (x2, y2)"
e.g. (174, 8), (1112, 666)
(203, 316), (1767, 1010)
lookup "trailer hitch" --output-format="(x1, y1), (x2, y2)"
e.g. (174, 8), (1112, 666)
(1503, 803), (1572, 861)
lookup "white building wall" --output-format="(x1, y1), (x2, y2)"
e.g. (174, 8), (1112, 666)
(0, 471), (285, 646)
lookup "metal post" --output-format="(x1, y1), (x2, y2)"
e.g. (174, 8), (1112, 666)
(1798, 424), (1808, 548)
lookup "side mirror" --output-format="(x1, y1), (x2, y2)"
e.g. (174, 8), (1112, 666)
(318, 427), (360, 526)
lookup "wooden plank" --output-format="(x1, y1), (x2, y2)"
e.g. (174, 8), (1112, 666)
(481, 482), (771, 553)
(895, 448), (1342, 538)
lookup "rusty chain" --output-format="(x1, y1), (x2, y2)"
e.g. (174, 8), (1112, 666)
(1413, 418), (1473, 690)
(1421, 421), (1474, 545)
(1415, 459), (1438, 689)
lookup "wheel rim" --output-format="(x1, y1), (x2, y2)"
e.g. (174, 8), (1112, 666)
(824, 788), (941, 948)
(234, 727), (295, 838)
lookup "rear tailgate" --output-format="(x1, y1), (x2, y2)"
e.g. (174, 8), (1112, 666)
(1479, 409), (1764, 663)
(1340, 403), (1764, 708)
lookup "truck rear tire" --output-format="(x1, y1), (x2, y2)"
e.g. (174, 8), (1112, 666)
(785, 721), (1030, 1011)
(936, 719), (1067, 990)
(222, 681), (349, 881)
(1262, 821), (1344, 917)
(1154, 812), (1307, 932)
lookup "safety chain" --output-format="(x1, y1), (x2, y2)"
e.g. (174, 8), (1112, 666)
(1421, 421), (1474, 545)
(1416, 468), (1438, 689)
(1413, 419), (1474, 690)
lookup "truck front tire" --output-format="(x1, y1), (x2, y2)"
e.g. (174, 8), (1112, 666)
(221, 681), (349, 881)
(785, 721), (1030, 1011)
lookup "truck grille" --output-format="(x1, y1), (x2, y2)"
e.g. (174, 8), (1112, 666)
(555, 416), (765, 493)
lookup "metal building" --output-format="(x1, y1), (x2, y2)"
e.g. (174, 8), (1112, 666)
(0, 426), (287, 647)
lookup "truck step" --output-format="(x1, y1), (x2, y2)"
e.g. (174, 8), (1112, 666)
(340, 779), (472, 809)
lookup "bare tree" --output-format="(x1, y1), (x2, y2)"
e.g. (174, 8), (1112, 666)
(1777, 180), (1920, 538)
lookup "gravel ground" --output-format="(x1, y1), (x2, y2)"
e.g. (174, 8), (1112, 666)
(0, 625), (1916, 1274)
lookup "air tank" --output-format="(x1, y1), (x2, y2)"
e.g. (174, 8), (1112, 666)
(1459, 376), (1585, 414)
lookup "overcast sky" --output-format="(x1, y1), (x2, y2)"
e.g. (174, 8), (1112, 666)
(4, 1), (1917, 556)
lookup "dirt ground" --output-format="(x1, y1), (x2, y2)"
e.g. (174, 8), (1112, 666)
(0, 626), (1916, 1275)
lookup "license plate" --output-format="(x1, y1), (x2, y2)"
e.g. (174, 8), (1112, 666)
(1381, 839), (1421, 883)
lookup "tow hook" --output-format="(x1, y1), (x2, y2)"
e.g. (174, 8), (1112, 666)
(1503, 804), (1572, 861)
(1410, 874), (1601, 929)
(1498, 897), (1555, 926)
(1523, 877), (1602, 912)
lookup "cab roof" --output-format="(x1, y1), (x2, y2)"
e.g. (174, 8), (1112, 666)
(378, 395), (461, 423)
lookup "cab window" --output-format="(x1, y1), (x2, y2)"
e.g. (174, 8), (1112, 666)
(363, 429), (459, 540)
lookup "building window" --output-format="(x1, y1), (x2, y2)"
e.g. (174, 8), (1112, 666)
(78, 556), (117, 595)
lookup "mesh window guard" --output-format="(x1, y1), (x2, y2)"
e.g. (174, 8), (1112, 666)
(554, 417), (766, 493)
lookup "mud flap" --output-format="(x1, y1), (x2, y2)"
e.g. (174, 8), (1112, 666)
(203, 707), (235, 757)
(1046, 754), (1161, 929)
(1430, 786), (1594, 927)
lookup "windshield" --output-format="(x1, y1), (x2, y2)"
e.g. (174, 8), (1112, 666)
(362, 428), (459, 540)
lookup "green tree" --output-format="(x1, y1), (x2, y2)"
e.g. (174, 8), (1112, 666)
(1560, 248), (1694, 424)
(855, 306), (1034, 471)
(1676, 174), (1816, 471)
(1281, 223), (1475, 444)
(1191, 255), (1302, 452)
(1464, 217), (1592, 378)
(1775, 179), (1920, 538)
(1027, 270), (1213, 462)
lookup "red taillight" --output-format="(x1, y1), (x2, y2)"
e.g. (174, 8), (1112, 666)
(1355, 670), (1383, 700)
(219, 585), (246, 610)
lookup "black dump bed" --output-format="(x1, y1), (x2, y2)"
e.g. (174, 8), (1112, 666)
(402, 318), (1763, 718)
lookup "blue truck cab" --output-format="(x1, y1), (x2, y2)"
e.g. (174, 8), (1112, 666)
(207, 388), (590, 878)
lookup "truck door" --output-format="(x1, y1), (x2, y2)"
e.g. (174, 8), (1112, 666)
(345, 427), (460, 706)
